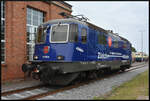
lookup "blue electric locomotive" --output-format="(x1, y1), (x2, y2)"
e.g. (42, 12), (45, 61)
(22, 18), (132, 85)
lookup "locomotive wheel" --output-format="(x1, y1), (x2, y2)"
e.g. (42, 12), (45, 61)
(70, 73), (84, 85)
(95, 70), (102, 78)
(87, 71), (98, 80)
(126, 65), (131, 69)
(32, 72), (40, 80)
(41, 72), (80, 86)
(121, 67), (126, 72)
(112, 69), (120, 73)
(40, 67), (56, 84)
(79, 72), (87, 81)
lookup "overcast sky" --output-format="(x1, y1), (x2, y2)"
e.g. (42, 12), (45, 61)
(66, 1), (149, 55)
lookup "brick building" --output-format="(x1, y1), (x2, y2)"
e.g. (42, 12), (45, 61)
(1, 1), (72, 82)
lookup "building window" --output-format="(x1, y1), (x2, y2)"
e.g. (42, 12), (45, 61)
(1, 1), (5, 63)
(26, 7), (44, 61)
(27, 7), (44, 26)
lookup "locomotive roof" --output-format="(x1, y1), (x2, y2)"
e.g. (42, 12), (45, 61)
(42, 18), (107, 32)
(42, 18), (130, 43)
(42, 18), (87, 26)
(86, 22), (130, 43)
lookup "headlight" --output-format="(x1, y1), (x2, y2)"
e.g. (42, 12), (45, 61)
(57, 56), (64, 60)
(34, 56), (38, 60)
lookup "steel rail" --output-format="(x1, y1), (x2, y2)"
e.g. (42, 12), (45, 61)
(131, 62), (146, 67)
(126, 64), (147, 72)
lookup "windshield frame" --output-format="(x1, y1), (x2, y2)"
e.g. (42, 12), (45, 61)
(50, 24), (69, 43)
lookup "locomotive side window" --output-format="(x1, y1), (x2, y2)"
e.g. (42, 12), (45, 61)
(81, 28), (87, 43)
(126, 43), (130, 50)
(36, 26), (47, 43)
(123, 42), (127, 49)
(113, 41), (118, 48)
(111, 34), (120, 48)
(98, 32), (107, 45)
(69, 24), (78, 42)
(122, 41), (130, 50)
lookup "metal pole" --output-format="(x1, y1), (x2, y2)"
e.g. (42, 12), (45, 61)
(140, 31), (143, 62)
(142, 32), (143, 61)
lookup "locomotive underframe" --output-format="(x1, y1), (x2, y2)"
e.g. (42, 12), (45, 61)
(22, 60), (131, 85)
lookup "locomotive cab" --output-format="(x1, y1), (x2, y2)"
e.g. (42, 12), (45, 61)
(33, 21), (88, 62)
(22, 19), (90, 85)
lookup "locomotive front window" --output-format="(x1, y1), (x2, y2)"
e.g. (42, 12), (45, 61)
(50, 24), (69, 43)
(36, 26), (47, 43)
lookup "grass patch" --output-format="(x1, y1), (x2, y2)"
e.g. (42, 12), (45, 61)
(94, 70), (149, 100)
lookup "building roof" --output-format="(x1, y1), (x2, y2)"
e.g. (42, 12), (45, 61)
(59, 1), (72, 8)
(44, 1), (72, 8)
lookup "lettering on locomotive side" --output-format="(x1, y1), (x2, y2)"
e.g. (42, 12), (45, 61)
(98, 52), (108, 59)
(97, 52), (129, 59)
(80, 61), (96, 65)
(109, 52), (122, 55)
(122, 55), (129, 59)
(76, 47), (84, 53)
(122, 60), (127, 62)
(90, 61), (96, 64)
(80, 62), (88, 64)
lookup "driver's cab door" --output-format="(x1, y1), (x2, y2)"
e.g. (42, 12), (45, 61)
(75, 25), (88, 61)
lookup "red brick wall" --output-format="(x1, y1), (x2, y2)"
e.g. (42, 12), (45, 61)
(51, 3), (71, 20)
(1, 1), (72, 82)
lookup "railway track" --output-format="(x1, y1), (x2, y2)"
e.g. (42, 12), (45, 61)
(1, 85), (45, 96)
(131, 62), (146, 67)
(1, 63), (148, 100)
